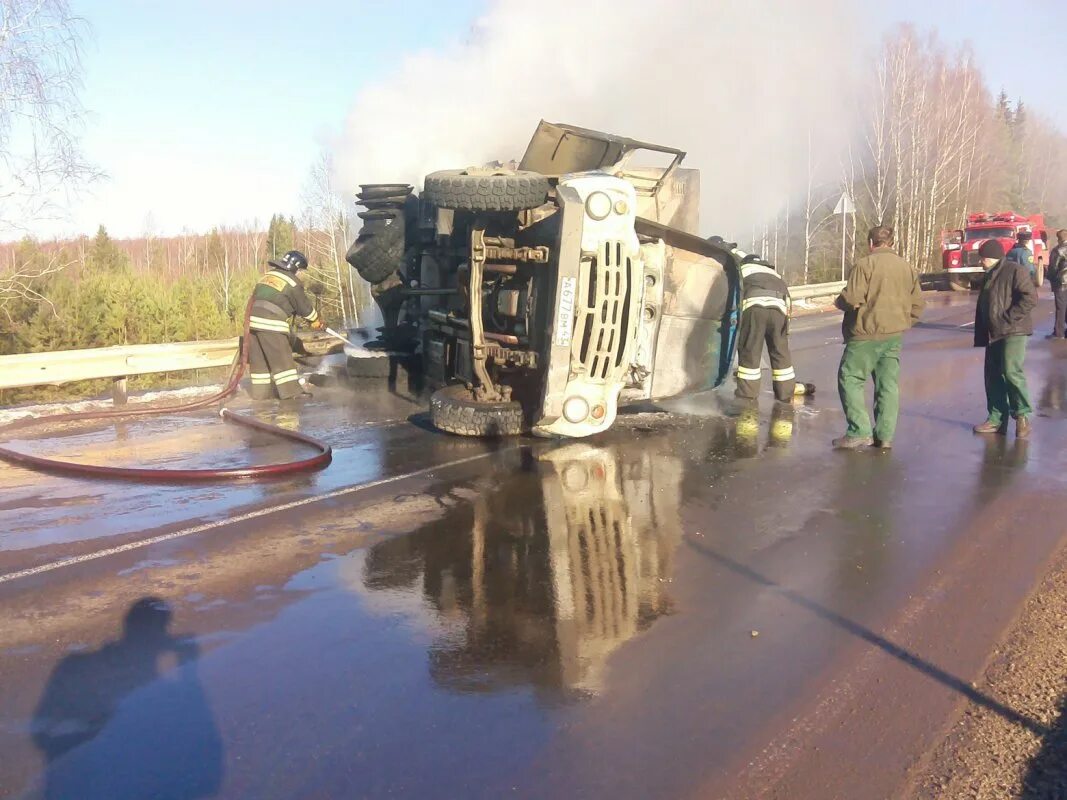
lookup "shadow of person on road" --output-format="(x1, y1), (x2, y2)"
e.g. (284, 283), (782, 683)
(30, 597), (222, 800)
(1021, 694), (1067, 800)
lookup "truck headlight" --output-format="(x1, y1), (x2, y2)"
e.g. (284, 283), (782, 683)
(585, 191), (612, 221)
(563, 396), (590, 423)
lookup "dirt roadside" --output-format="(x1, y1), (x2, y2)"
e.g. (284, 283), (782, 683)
(909, 539), (1067, 799)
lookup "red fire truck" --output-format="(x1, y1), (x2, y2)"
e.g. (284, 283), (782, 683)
(941, 212), (1048, 290)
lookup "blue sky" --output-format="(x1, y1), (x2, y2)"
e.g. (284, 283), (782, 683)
(48, 0), (1066, 239)
(65, 0), (485, 238)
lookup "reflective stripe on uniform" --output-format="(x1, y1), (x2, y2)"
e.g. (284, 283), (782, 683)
(273, 370), (300, 385)
(249, 315), (291, 332)
(268, 269), (298, 287)
(742, 297), (789, 314)
(737, 366), (762, 381)
(772, 366), (796, 382)
(740, 264), (782, 280)
(306, 307), (319, 323)
(250, 373), (272, 385)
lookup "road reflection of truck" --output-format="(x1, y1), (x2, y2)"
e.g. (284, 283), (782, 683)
(941, 212), (1047, 290)
(358, 437), (683, 698)
(346, 121), (741, 439)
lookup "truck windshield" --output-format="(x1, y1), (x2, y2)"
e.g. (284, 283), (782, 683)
(965, 227), (1015, 241)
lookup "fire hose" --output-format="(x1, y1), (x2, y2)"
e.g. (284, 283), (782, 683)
(0, 299), (332, 482)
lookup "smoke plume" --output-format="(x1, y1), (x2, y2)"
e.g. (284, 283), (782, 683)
(331, 0), (859, 240)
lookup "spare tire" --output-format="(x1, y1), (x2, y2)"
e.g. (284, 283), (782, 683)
(358, 184), (413, 200)
(346, 222), (405, 284)
(430, 385), (526, 437)
(423, 169), (549, 212)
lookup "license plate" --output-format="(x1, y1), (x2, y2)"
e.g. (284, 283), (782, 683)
(554, 277), (577, 347)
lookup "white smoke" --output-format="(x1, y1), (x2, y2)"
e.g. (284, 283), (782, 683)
(331, 0), (859, 240)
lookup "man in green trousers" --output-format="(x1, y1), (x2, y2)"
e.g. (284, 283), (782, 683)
(972, 239), (1036, 438)
(833, 226), (925, 450)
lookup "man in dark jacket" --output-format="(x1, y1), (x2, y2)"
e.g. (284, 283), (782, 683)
(832, 226), (924, 450)
(1046, 229), (1067, 339)
(973, 239), (1036, 438)
(247, 250), (323, 400)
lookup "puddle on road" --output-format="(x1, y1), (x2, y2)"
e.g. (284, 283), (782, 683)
(349, 435), (685, 699)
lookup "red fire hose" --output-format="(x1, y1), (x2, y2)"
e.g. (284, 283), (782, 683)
(0, 299), (332, 482)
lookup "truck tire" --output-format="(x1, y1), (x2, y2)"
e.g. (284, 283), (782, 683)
(346, 352), (393, 378)
(358, 183), (413, 200)
(430, 385), (526, 437)
(346, 223), (405, 284)
(423, 169), (549, 212)
(949, 275), (974, 292)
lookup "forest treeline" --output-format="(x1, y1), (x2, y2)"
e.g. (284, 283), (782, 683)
(0, 214), (369, 402)
(763, 27), (1067, 284)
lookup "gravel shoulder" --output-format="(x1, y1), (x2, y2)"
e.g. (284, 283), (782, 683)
(910, 540), (1067, 799)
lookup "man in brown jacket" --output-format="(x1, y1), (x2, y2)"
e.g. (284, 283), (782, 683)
(833, 226), (925, 450)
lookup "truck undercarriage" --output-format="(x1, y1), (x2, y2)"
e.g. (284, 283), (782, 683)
(345, 121), (741, 438)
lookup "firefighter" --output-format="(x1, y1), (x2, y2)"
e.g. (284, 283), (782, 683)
(1006, 231), (1038, 284)
(247, 250), (323, 400)
(734, 253), (796, 402)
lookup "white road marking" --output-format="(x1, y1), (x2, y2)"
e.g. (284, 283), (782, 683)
(0, 450), (504, 586)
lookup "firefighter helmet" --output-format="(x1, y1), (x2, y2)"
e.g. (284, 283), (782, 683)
(269, 250), (308, 272)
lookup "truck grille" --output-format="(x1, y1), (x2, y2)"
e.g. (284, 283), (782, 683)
(576, 240), (633, 382)
(964, 250), (980, 268)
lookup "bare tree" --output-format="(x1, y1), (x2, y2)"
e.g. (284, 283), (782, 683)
(0, 247), (70, 317)
(0, 0), (97, 310)
(301, 151), (360, 325)
(0, 0), (97, 228)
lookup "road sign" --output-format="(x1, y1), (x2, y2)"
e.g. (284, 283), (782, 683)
(833, 193), (856, 215)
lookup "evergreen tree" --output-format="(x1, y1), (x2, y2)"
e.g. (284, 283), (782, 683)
(266, 214), (295, 260)
(1010, 98), (1027, 142)
(86, 225), (130, 273)
(994, 89), (1013, 124)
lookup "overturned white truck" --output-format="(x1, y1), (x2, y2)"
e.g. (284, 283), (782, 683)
(346, 121), (741, 438)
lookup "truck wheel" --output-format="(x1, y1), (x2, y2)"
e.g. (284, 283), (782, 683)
(430, 385), (526, 437)
(423, 169), (549, 212)
(346, 222), (405, 284)
(346, 352), (393, 378)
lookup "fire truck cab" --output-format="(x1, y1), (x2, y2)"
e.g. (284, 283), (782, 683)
(941, 212), (1047, 290)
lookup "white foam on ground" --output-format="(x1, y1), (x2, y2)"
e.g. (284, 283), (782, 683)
(0, 384), (225, 426)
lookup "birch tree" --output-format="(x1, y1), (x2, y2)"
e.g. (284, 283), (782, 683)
(0, 0), (97, 308)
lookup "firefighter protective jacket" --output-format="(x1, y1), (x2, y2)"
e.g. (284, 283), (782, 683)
(740, 260), (791, 316)
(249, 269), (319, 334)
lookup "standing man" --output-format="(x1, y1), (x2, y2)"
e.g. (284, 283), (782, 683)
(734, 253), (796, 402)
(1007, 231), (1039, 285)
(247, 250), (323, 401)
(1046, 229), (1067, 339)
(832, 226), (924, 450)
(972, 240), (1036, 438)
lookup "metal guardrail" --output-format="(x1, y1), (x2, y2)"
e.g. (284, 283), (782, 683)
(0, 338), (239, 402)
(0, 282), (849, 403)
(789, 280), (847, 301)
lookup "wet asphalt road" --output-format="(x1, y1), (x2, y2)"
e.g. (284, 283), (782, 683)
(2, 293), (1067, 799)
